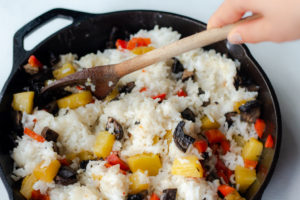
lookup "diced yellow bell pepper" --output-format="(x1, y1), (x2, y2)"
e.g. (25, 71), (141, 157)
(242, 138), (263, 161)
(93, 131), (115, 158)
(201, 115), (220, 130)
(78, 151), (96, 161)
(20, 174), (38, 199)
(235, 165), (256, 193)
(225, 190), (246, 200)
(171, 155), (204, 178)
(57, 91), (93, 109)
(127, 153), (162, 176)
(129, 170), (149, 194)
(132, 46), (155, 55)
(53, 63), (76, 80)
(104, 87), (119, 102)
(33, 160), (61, 183)
(11, 91), (35, 114)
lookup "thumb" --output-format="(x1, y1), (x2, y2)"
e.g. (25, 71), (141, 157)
(228, 19), (270, 44)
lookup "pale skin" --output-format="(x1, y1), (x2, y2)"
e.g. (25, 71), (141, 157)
(207, 0), (300, 44)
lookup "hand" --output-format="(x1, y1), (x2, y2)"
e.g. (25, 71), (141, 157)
(207, 0), (300, 44)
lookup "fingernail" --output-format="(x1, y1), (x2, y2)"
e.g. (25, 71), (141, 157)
(228, 32), (243, 44)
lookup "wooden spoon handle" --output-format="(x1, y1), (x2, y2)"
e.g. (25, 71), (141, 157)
(115, 14), (261, 77)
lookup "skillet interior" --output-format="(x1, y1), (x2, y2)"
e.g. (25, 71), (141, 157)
(0, 9), (281, 200)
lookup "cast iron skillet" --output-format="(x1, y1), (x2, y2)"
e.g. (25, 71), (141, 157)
(0, 8), (281, 200)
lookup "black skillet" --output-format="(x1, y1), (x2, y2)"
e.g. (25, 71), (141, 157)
(0, 8), (281, 200)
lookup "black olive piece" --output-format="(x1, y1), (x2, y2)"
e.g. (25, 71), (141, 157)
(205, 171), (219, 182)
(127, 194), (143, 200)
(11, 111), (23, 132)
(119, 82), (136, 94)
(181, 108), (195, 122)
(80, 160), (90, 170)
(37, 89), (72, 108)
(239, 100), (261, 123)
(198, 88), (205, 95)
(225, 112), (237, 127)
(202, 99), (210, 107)
(41, 127), (59, 142)
(171, 58), (184, 74)
(43, 101), (59, 116)
(173, 121), (195, 153)
(182, 70), (194, 82)
(134, 121), (140, 125)
(55, 166), (77, 186)
(106, 117), (124, 140)
(161, 188), (177, 200)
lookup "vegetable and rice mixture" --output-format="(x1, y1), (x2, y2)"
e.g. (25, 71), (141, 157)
(11, 26), (273, 200)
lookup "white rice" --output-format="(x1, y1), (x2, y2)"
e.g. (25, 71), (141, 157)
(11, 26), (258, 200)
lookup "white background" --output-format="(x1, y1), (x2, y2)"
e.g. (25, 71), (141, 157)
(1, 0), (300, 199)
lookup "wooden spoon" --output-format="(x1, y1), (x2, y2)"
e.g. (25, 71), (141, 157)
(42, 15), (260, 99)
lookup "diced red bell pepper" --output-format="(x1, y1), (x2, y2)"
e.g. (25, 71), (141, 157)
(244, 159), (258, 169)
(218, 185), (236, 197)
(31, 190), (50, 200)
(24, 127), (45, 143)
(28, 55), (43, 68)
(255, 119), (266, 138)
(204, 129), (226, 144)
(106, 153), (130, 171)
(221, 140), (230, 155)
(139, 87), (147, 93)
(265, 134), (274, 148)
(151, 93), (166, 102)
(115, 39), (128, 49)
(127, 37), (151, 50)
(177, 89), (187, 97)
(59, 158), (70, 166)
(76, 85), (83, 90)
(216, 158), (233, 184)
(150, 193), (160, 200)
(193, 140), (208, 153)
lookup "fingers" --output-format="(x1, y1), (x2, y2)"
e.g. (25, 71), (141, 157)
(207, 0), (256, 29)
(228, 18), (270, 43)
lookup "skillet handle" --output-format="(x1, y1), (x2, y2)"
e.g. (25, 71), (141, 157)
(12, 8), (94, 71)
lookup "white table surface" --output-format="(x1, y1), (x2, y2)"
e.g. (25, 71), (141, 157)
(1, 0), (299, 199)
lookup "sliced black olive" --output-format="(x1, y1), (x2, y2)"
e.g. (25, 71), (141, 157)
(161, 188), (177, 200)
(173, 121), (195, 152)
(134, 121), (140, 125)
(127, 194), (143, 200)
(171, 58), (184, 74)
(41, 127), (59, 142)
(106, 117), (124, 140)
(55, 166), (77, 185)
(202, 99), (210, 107)
(181, 108), (195, 122)
(198, 88), (205, 95)
(225, 112), (237, 127)
(182, 70), (194, 82)
(43, 100), (59, 116)
(80, 160), (90, 170)
(239, 100), (261, 123)
(119, 82), (135, 94)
